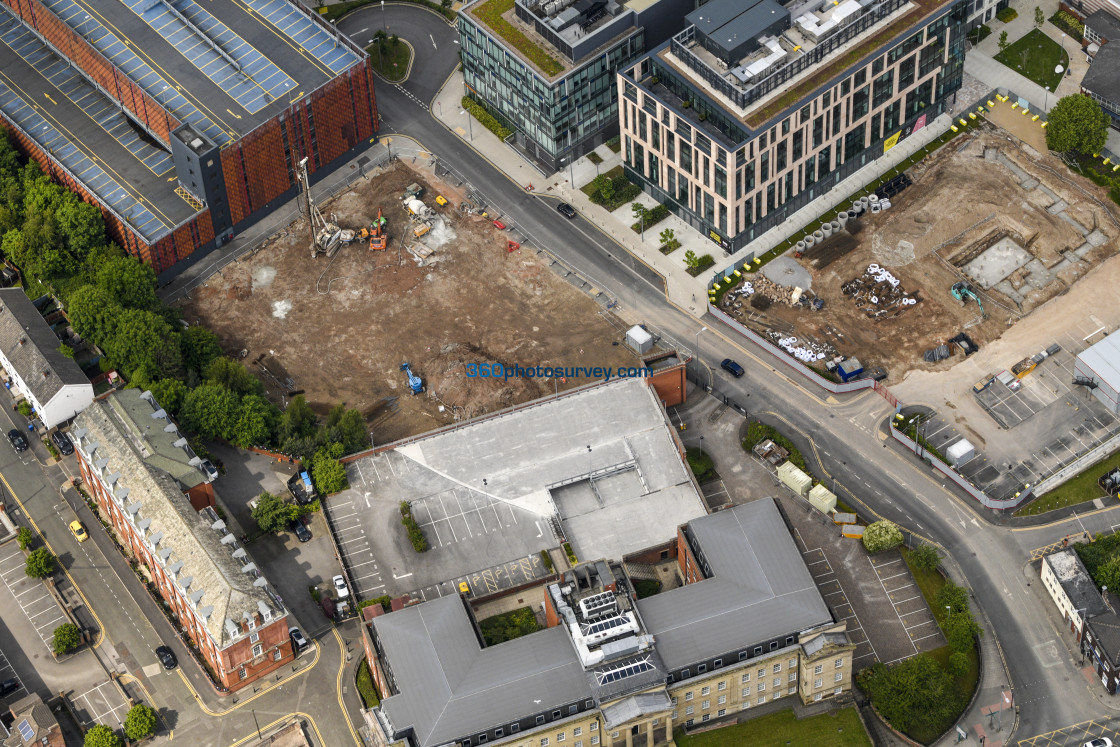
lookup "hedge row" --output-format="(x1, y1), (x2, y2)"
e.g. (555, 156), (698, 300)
(400, 501), (429, 552)
(461, 97), (512, 139)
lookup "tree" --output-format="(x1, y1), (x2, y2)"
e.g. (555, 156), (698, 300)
(857, 655), (961, 735)
(205, 357), (263, 397)
(17, 526), (32, 550)
(944, 610), (983, 653)
(947, 651), (970, 678)
(83, 724), (122, 747)
(390, 33), (400, 48)
(52, 622), (81, 655)
(232, 394), (279, 448)
(862, 520), (904, 553)
(101, 308), (182, 379)
(936, 581), (969, 615)
(441, 0), (452, 7)
(148, 378), (188, 416)
(179, 382), (240, 440)
(180, 326), (223, 379)
(998, 30), (1008, 50)
(251, 491), (297, 533)
(1034, 5), (1044, 26)
(592, 174), (613, 203)
(56, 199), (106, 259)
(325, 403), (369, 453)
(124, 703), (157, 740)
(659, 227), (676, 246)
(279, 394), (318, 445)
(1045, 94), (1111, 155)
(310, 441), (348, 495)
(96, 256), (158, 310)
(909, 543), (941, 572)
(25, 547), (56, 578)
(683, 249), (700, 269)
(1095, 552), (1120, 593)
(630, 202), (649, 225)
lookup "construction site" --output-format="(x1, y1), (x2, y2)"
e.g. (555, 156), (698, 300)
(176, 157), (638, 443)
(714, 126), (1120, 381)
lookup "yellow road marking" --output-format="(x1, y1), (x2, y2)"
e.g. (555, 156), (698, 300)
(331, 628), (362, 746)
(177, 638), (321, 716)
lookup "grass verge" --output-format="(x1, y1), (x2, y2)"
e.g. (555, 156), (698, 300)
(366, 42), (412, 82)
(742, 421), (810, 475)
(674, 707), (871, 747)
(994, 29), (1068, 90)
(1013, 446), (1120, 516)
(471, 0), (563, 76)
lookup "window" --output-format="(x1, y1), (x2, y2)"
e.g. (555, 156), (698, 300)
(814, 692), (823, 702)
(461, 740), (471, 747)
(685, 706), (694, 716)
(702, 700), (710, 710)
(558, 732), (566, 742)
(757, 668), (765, 678)
(717, 681), (726, 691)
(552, 710), (562, 719)
(541, 739), (549, 747)
(590, 723), (598, 732)
(773, 663), (781, 674)
(789, 658), (797, 668)
(250, 632), (260, 643)
(685, 720), (694, 728)
(569, 705), (577, 716)
(717, 695), (726, 705)
(611, 733), (619, 739)
(788, 672), (796, 682)
(815, 678), (824, 689)
(835, 686), (844, 695)
(239, 667), (247, 680)
(754, 646), (762, 656)
(671, 697), (678, 706)
(835, 672), (844, 682)
(898, 56), (915, 88)
(685, 692), (694, 701)
(738, 651), (748, 662)
(758, 683), (765, 692)
(741, 673), (750, 683)
(591, 738), (599, 745)
(758, 695), (766, 705)
(576, 742), (583, 747)
(495, 728), (504, 738)
(273, 649), (282, 661)
(718, 708), (726, 717)
(574, 727), (582, 737)
(512, 725), (520, 733)
(537, 716), (546, 726)
(773, 678), (781, 688)
(742, 686), (751, 696)
(701, 687), (710, 696)
(814, 664), (823, 674)
(252, 643), (263, 657)
(478, 735), (488, 744)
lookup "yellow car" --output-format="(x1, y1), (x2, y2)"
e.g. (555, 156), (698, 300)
(69, 520), (88, 543)
(458, 581), (470, 595)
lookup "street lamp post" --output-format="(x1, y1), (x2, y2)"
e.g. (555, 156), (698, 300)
(437, 101), (442, 117)
(1044, 85), (1050, 111)
(381, 0), (386, 32)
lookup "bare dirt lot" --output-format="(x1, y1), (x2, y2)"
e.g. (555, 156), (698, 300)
(718, 125), (1120, 379)
(178, 160), (638, 443)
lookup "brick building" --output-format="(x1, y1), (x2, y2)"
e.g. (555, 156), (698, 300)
(72, 390), (292, 691)
(362, 498), (854, 747)
(0, 0), (377, 279)
(617, 0), (966, 254)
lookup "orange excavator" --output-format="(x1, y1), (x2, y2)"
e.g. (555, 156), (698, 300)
(367, 208), (387, 251)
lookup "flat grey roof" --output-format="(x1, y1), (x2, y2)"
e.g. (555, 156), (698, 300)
(395, 378), (707, 562)
(1077, 328), (1120, 390)
(686, 0), (787, 55)
(1044, 548), (1109, 618)
(636, 498), (833, 671)
(374, 595), (592, 747)
(0, 290), (89, 405)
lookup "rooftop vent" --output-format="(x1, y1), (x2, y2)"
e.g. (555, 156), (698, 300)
(190, 137), (204, 149)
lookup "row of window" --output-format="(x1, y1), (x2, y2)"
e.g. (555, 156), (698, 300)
(459, 717), (598, 746)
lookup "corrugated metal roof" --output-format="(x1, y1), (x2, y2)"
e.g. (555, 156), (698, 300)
(636, 499), (832, 670)
(1078, 329), (1120, 392)
(374, 596), (592, 747)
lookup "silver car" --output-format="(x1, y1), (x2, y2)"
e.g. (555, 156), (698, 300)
(333, 574), (350, 599)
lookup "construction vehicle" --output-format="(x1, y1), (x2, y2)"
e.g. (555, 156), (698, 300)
(413, 221), (432, 238)
(400, 362), (424, 394)
(367, 208), (387, 251)
(435, 195), (449, 207)
(951, 282), (986, 317)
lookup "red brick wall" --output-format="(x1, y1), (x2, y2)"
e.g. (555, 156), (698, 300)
(647, 362), (686, 408)
(677, 527), (704, 584)
(1, 0), (179, 143)
(543, 585), (560, 628)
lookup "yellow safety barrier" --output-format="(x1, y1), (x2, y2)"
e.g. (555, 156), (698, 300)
(987, 100), (996, 107)
(1041, 121), (1048, 128)
(1031, 115), (1039, 121)
(969, 112), (977, 120)
(951, 125), (959, 132)
(959, 118), (968, 126)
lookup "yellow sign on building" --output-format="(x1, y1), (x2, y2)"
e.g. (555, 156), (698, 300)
(883, 131), (901, 152)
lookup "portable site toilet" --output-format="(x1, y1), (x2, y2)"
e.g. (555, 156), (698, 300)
(842, 524), (865, 539)
(625, 326), (654, 355)
(946, 438), (976, 467)
(808, 484), (837, 514)
(777, 461), (812, 496)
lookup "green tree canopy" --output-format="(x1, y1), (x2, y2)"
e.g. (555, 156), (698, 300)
(179, 382), (240, 440)
(56, 198), (106, 259)
(124, 703), (157, 740)
(1046, 94), (1111, 155)
(936, 581), (969, 615)
(66, 284), (121, 344)
(857, 655), (961, 735)
(909, 543), (941, 572)
(205, 356), (264, 397)
(232, 394), (279, 448)
(945, 610), (983, 653)
(83, 724), (122, 747)
(101, 308), (182, 379)
(1094, 553), (1120, 595)
(325, 403), (369, 453)
(96, 255), (158, 311)
(947, 651), (969, 678)
(148, 378), (189, 416)
(279, 394), (318, 445)
(52, 622), (81, 655)
(181, 326), (223, 379)
(25, 547), (56, 578)
(251, 491), (297, 533)
(862, 520), (904, 553)
(310, 441), (348, 494)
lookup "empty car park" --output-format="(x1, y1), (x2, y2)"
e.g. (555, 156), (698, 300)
(0, 544), (70, 651)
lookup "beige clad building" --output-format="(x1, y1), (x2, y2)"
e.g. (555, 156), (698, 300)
(362, 498), (854, 747)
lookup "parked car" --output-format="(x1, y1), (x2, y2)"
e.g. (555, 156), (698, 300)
(492, 219), (507, 230)
(7, 429), (27, 453)
(0, 678), (20, 697)
(199, 459), (218, 482)
(557, 202), (576, 219)
(155, 645), (177, 670)
(720, 359), (745, 378)
(51, 430), (73, 456)
(1083, 739), (1113, 747)
(290, 518), (311, 543)
(289, 627), (308, 653)
(69, 520), (88, 543)
(333, 574), (350, 599)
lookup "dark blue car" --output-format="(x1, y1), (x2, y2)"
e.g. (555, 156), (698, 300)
(721, 359), (745, 378)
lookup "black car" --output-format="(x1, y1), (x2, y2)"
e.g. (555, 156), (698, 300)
(7, 429), (27, 452)
(51, 430), (73, 456)
(155, 645), (177, 670)
(557, 202), (577, 219)
(290, 518), (312, 543)
(0, 677), (20, 697)
(720, 358), (745, 377)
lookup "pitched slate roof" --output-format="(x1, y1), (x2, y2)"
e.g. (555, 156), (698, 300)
(0, 289), (87, 404)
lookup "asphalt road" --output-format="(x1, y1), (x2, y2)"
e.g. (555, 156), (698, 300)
(327, 5), (1112, 735)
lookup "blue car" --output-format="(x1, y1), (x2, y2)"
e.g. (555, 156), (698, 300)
(721, 359), (745, 378)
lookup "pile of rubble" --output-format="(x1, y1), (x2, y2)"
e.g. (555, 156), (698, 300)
(722, 274), (825, 311)
(765, 330), (838, 363)
(841, 263), (920, 321)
